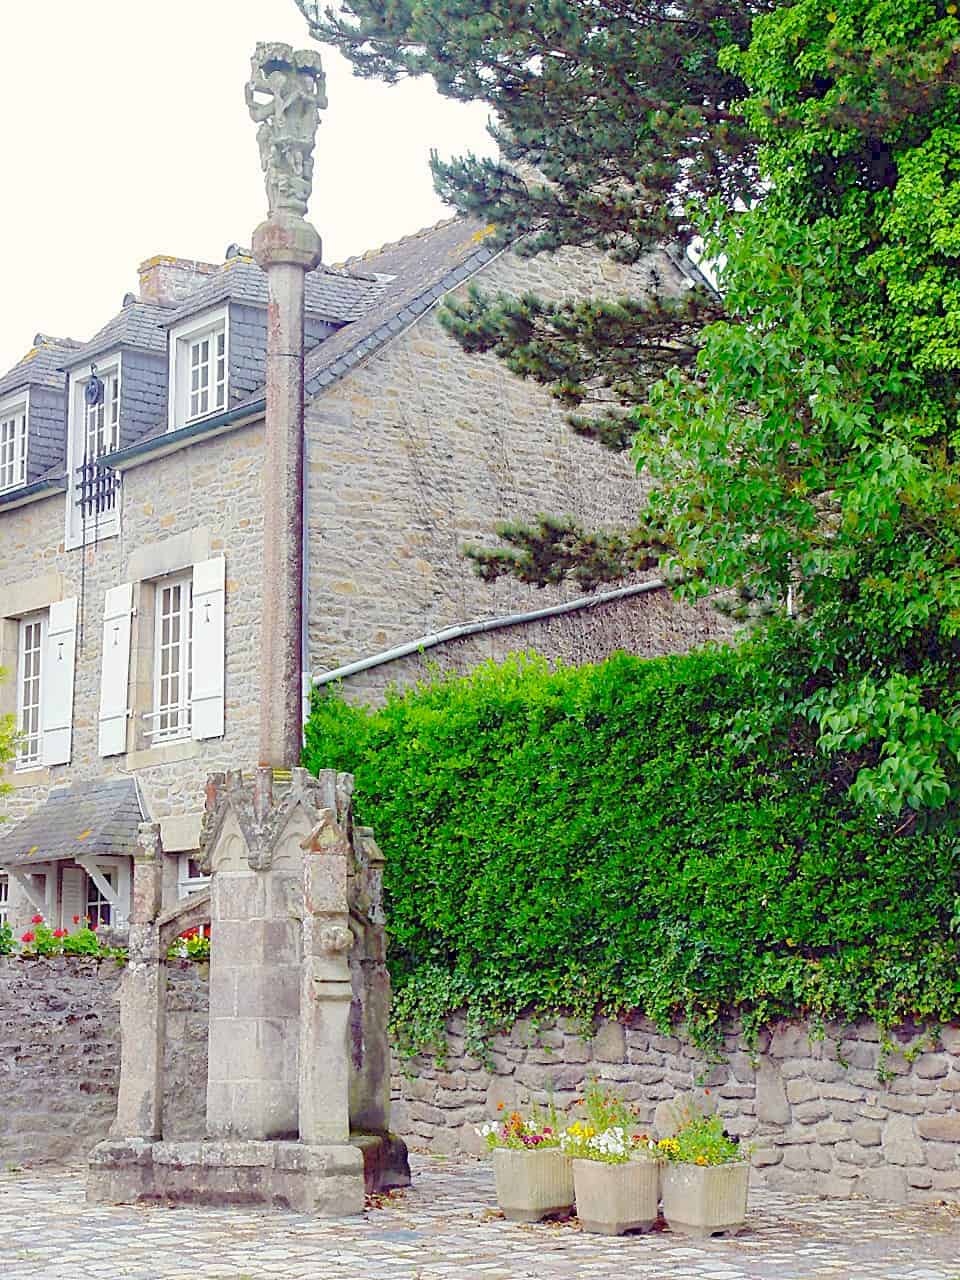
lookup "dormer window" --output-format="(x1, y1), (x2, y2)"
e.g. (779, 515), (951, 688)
(84, 367), (119, 458)
(0, 392), (28, 493)
(65, 357), (122, 550)
(169, 307), (229, 430)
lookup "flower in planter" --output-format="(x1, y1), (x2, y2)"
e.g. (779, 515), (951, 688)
(31, 914), (44, 925)
(477, 1105), (562, 1150)
(657, 1113), (745, 1165)
(658, 1111), (751, 1237)
(20, 931), (35, 944)
(576, 1078), (639, 1134)
(561, 1122), (658, 1164)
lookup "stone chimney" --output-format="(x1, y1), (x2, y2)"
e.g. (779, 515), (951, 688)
(137, 255), (219, 306)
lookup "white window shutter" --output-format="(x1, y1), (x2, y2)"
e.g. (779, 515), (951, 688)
(98, 583), (133, 757)
(41, 597), (78, 766)
(60, 866), (86, 930)
(191, 556), (225, 740)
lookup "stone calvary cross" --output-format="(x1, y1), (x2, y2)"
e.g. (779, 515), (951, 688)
(86, 46), (409, 1215)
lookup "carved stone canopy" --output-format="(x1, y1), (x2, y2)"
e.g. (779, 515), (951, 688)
(246, 41), (327, 218)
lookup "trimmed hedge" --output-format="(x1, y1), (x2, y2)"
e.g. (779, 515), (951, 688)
(303, 636), (960, 1055)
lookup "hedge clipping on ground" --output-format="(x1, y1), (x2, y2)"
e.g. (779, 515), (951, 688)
(303, 634), (960, 1057)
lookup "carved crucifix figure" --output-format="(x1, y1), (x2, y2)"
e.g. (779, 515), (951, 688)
(245, 41), (327, 217)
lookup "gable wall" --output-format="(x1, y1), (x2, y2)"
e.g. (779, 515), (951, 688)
(305, 245), (732, 698)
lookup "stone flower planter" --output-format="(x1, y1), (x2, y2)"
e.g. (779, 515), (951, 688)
(573, 1157), (660, 1235)
(661, 1161), (749, 1237)
(492, 1148), (574, 1222)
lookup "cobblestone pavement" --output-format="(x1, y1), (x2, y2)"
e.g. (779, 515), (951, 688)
(1, 1155), (958, 1280)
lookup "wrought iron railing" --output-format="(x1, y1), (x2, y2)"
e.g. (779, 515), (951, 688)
(76, 457), (120, 520)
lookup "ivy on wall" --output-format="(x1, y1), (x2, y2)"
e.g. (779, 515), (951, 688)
(303, 635), (960, 1055)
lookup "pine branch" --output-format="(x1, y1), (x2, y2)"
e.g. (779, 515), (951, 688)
(439, 284), (722, 450)
(464, 514), (669, 590)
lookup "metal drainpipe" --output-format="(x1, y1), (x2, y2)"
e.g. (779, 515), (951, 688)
(312, 578), (668, 688)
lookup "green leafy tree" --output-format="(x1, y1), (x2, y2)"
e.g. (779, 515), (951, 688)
(303, 0), (960, 815)
(631, 0), (960, 814)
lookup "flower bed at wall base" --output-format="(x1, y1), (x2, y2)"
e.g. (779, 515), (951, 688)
(302, 640), (960, 1057)
(0, 914), (124, 961)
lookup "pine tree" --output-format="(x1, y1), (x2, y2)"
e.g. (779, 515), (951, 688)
(304, 1), (765, 260)
(299, 1), (769, 586)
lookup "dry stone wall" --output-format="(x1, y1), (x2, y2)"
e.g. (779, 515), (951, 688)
(2, 962), (958, 1210)
(0, 958), (207, 1165)
(390, 1013), (960, 1208)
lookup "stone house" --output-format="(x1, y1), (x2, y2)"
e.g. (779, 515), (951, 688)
(0, 219), (727, 934)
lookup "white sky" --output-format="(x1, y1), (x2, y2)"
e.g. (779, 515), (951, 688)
(0, 0), (496, 372)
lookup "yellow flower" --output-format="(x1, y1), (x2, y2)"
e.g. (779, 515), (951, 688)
(826, 10), (837, 20)
(949, 3), (958, 13)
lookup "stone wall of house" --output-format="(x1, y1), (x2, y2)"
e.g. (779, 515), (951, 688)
(306, 244), (732, 698)
(2, 239), (730, 910)
(390, 1013), (960, 1208)
(1, 419), (267, 844)
(0, 957), (208, 1165)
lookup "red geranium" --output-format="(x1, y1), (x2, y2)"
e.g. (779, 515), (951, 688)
(52, 928), (68, 939)
(72, 915), (81, 926)
(31, 914), (44, 924)
(21, 931), (35, 943)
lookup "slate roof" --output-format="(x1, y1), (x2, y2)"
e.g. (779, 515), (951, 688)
(0, 336), (81, 397)
(163, 256), (387, 328)
(0, 778), (145, 868)
(60, 301), (171, 369)
(303, 217), (498, 398)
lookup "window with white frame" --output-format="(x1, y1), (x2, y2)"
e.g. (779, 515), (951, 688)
(169, 308), (228, 430)
(0, 874), (9, 928)
(178, 855), (210, 899)
(188, 328), (226, 421)
(83, 368), (120, 461)
(149, 574), (193, 742)
(84, 866), (118, 929)
(0, 397), (27, 492)
(66, 359), (121, 550)
(16, 613), (46, 769)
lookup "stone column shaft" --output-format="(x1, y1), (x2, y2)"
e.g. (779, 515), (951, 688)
(300, 813), (353, 1145)
(254, 216), (322, 769)
(112, 825), (165, 1140)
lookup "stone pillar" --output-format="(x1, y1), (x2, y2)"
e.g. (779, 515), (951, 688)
(349, 828), (392, 1134)
(111, 823), (165, 1140)
(205, 769), (302, 1140)
(299, 811), (354, 1144)
(246, 42), (326, 770)
(252, 217), (321, 769)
